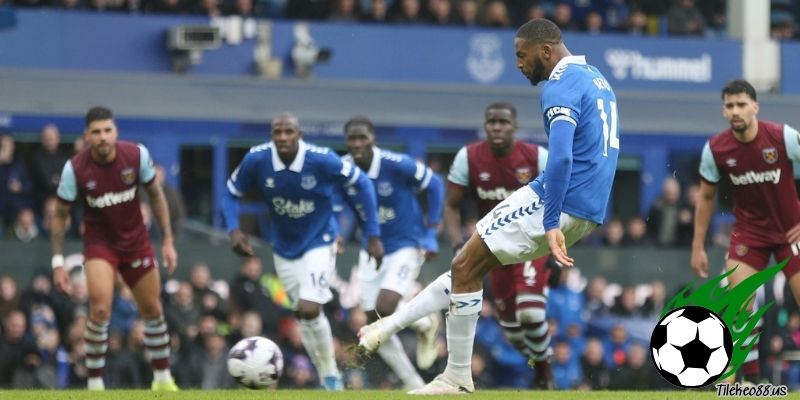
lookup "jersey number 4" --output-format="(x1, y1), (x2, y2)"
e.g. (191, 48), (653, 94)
(597, 99), (620, 157)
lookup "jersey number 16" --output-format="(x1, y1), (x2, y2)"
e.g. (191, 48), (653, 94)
(597, 99), (620, 157)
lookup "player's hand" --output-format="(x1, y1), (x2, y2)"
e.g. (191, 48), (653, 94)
(367, 236), (384, 270)
(335, 236), (345, 255)
(230, 229), (255, 257)
(52, 266), (73, 296)
(691, 247), (709, 279)
(161, 238), (178, 276)
(546, 228), (574, 267)
(787, 223), (800, 245)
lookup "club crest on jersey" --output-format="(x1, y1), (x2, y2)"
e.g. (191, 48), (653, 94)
(762, 147), (778, 164)
(377, 181), (394, 197)
(265, 178), (275, 188)
(479, 172), (491, 181)
(735, 244), (748, 257)
(300, 175), (317, 190)
(120, 168), (136, 185)
(516, 167), (533, 184)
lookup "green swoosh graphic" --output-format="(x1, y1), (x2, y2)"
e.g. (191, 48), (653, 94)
(661, 258), (787, 381)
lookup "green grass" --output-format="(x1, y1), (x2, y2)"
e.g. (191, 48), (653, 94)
(2, 390), (799, 400)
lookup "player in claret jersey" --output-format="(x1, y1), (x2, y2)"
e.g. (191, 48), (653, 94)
(51, 106), (179, 391)
(692, 79), (800, 383)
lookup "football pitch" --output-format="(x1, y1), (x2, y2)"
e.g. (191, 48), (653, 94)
(3, 390), (800, 399)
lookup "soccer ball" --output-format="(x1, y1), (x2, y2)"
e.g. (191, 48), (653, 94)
(227, 336), (284, 389)
(650, 306), (733, 388)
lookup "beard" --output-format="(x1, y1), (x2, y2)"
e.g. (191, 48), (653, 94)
(528, 58), (546, 86)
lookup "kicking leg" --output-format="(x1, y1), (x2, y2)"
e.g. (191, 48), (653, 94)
(409, 232), (499, 394)
(368, 289), (425, 390)
(358, 272), (450, 355)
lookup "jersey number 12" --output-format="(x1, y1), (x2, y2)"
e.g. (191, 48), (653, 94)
(597, 99), (619, 156)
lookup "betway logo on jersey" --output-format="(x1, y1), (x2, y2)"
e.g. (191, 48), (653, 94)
(477, 187), (513, 201)
(729, 169), (781, 186)
(86, 187), (137, 208)
(378, 206), (396, 224)
(272, 197), (315, 218)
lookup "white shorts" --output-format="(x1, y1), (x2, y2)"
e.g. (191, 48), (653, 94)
(357, 246), (424, 311)
(273, 244), (336, 308)
(476, 186), (597, 265)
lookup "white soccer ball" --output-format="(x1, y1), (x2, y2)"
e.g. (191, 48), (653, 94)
(228, 336), (284, 389)
(650, 306), (732, 388)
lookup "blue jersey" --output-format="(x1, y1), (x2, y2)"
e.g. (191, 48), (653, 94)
(224, 140), (380, 259)
(342, 147), (444, 254)
(530, 55), (619, 226)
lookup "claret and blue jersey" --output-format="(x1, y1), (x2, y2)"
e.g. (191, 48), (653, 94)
(223, 140), (380, 260)
(529, 55), (620, 229)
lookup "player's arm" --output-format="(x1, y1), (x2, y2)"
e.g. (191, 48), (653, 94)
(223, 153), (257, 257)
(332, 156), (383, 267)
(543, 119), (577, 267)
(421, 173), (444, 257)
(692, 142), (720, 278)
(406, 157), (444, 254)
(139, 145), (178, 275)
(444, 147), (469, 252)
(51, 161), (76, 295)
(782, 124), (800, 243)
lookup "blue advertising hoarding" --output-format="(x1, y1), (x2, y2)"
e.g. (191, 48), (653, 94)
(0, 10), (742, 92)
(782, 42), (800, 94)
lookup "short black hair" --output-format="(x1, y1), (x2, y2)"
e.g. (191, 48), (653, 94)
(85, 106), (114, 127)
(721, 79), (757, 102)
(485, 101), (517, 120)
(515, 18), (562, 44)
(344, 116), (375, 135)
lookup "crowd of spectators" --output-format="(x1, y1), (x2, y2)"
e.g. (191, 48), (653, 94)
(3, 123), (800, 389)
(2, 255), (800, 390)
(5, 0), (798, 40)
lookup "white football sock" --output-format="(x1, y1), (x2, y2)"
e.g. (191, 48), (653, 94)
(298, 313), (339, 381)
(443, 290), (482, 384)
(386, 272), (451, 333)
(153, 369), (173, 383)
(377, 334), (425, 389)
(87, 377), (104, 390)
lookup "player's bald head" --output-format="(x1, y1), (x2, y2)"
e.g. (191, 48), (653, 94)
(272, 112), (299, 129)
(515, 18), (562, 45)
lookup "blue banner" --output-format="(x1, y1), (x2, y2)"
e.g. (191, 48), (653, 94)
(782, 42), (800, 94)
(0, 10), (741, 91)
(283, 23), (742, 91)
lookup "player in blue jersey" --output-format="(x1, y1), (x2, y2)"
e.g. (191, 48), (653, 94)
(222, 112), (384, 391)
(341, 117), (444, 389)
(405, 19), (620, 394)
